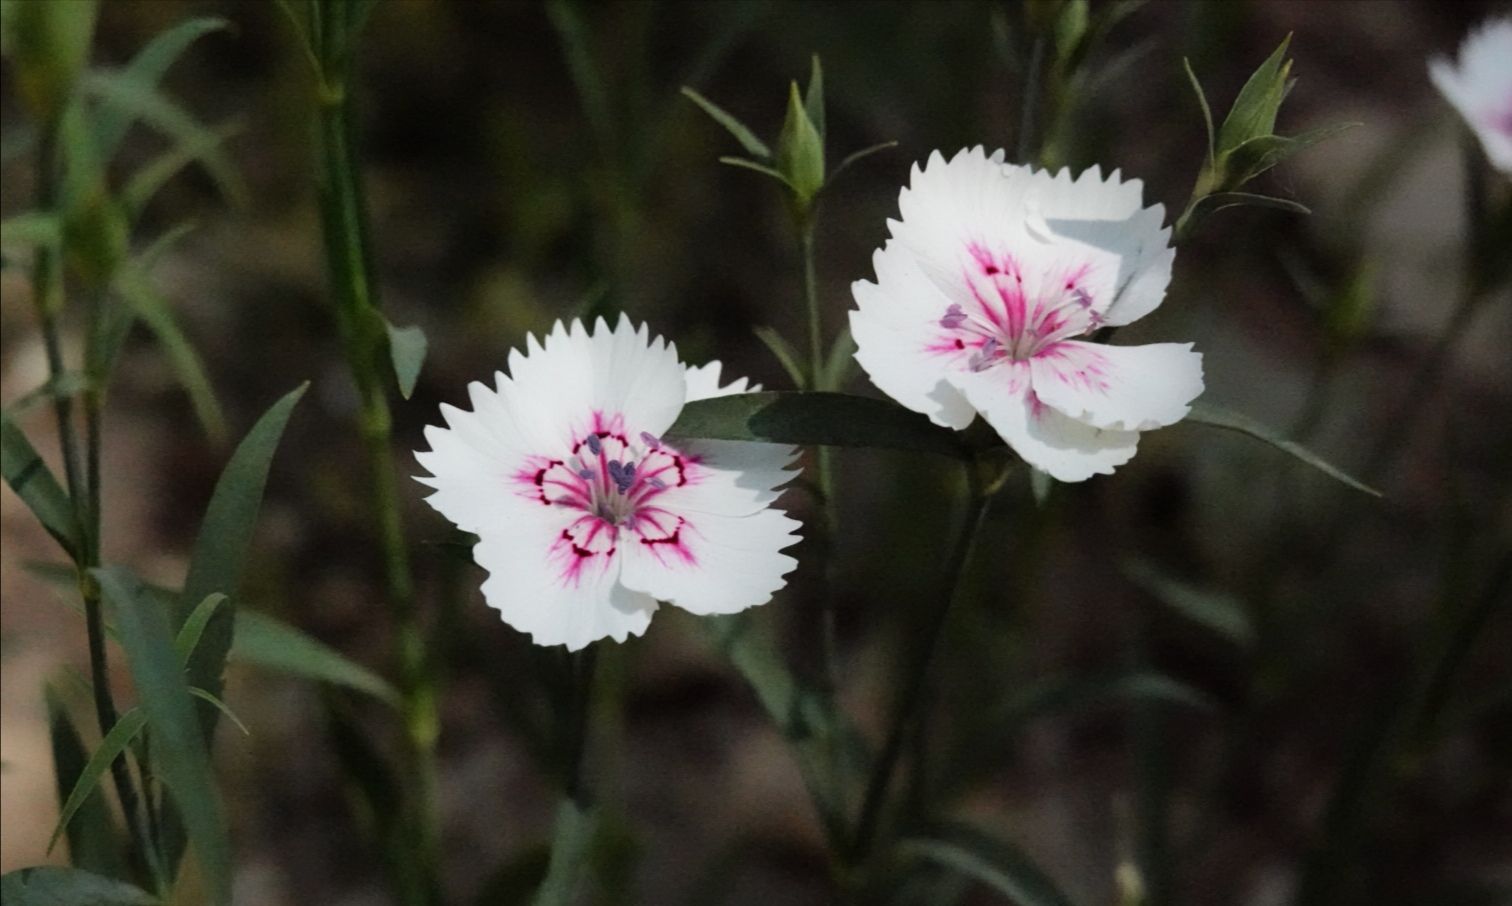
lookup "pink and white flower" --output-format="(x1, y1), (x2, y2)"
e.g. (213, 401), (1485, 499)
(416, 318), (800, 651)
(849, 148), (1204, 482)
(1430, 17), (1512, 174)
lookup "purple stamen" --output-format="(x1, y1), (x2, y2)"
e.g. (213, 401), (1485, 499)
(648, 477), (667, 490)
(577, 468), (594, 480)
(981, 337), (1000, 358)
(585, 434), (602, 455)
(639, 431), (661, 450)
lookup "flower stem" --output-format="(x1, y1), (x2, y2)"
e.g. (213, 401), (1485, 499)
(31, 119), (155, 880)
(848, 463), (992, 864)
(1016, 34), (1046, 164)
(312, 45), (440, 905)
(797, 209), (848, 836)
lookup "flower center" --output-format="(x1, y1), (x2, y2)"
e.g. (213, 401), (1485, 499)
(942, 252), (1102, 372)
(533, 429), (686, 526)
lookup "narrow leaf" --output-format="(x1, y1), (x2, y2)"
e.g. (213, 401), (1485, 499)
(187, 687), (249, 736)
(1185, 401), (1381, 497)
(7, 372), (93, 419)
(1123, 558), (1253, 646)
(174, 593), (228, 665)
(0, 867), (156, 906)
(752, 327), (807, 390)
(1, 211), (61, 249)
(681, 87), (771, 158)
(115, 264), (226, 442)
(827, 140), (897, 186)
(96, 567), (231, 906)
(1198, 191), (1310, 216)
(384, 319), (428, 400)
(1217, 35), (1292, 155)
(820, 324), (858, 392)
(45, 687), (125, 877)
(530, 799), (597, 906)
(122, 121), (243, 216)
(82, 72), (246, 209)
(803, 54), (825, 143)
(231, 611), (400, 707)
(1, 410), (81, 558)
(1182, 57), (1215, 167)
(717, 155), (794, 189)
(897, 822), (1075, 906)
(180, 383), (307, 714)
(667, 391), (968, 459)
(95, 17), (231, 159)
(48, 709), (148, 855)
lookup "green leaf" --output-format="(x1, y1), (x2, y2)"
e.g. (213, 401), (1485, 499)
(530, 799), (598, 906)
(187, 687), (249, 737)
(0, 867), (155, 906)
(1, 211), (62, 249)
(384, 318), (427, 400)
(1224, 122), (1354, 187)
(81, 71), (246, 210)
(803, 54), (825, 143)
(114, 264), (226, 443)
(896, 822), (1075, 906)
(1052, 0), (1090, 63)
(95, 17), (231, 160)
(1216, 35), (1292, 156)
(667, 391), (968, 459)
(1, 0), (99, 122)
(1123, 557), (1253, 646)
(752, 327), (807, 390)
(47, 708), (147, 855)
(96, 567), (231, 906)
(1185, 401), (1381, 497)
(827, 140), (897, 187)
(1, 410), (81, 559)
(122, 120), (243, 216)
(7, 371), (93, 419)
(45, 686), (125, 877)
(1197, 191), (1310, 216)
(180, 384), (307, 728)
(1182, 57), (1215, 167)
(231, 611), (400, 707)
(717, 155), (795, 189)
(681, 87), (771, 159)
(820, 324), (858, 392)
(775, 82), (825, 203)
(545, 0), (613, 154)
(174, 593), (228, 665)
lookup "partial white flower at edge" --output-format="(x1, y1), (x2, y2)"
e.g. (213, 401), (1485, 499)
(415, 317), (800, 651)
(1430, 17), (1512, 174)
(850, 147), (1204, 483)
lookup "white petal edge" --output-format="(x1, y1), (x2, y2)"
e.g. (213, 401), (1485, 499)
(619, 506), (801, 616)
(947, 365), (1141, 482)
(1029, 341), (1204, 432)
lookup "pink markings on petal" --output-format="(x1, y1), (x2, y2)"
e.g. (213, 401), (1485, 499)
(1034, 342), (1112, 394)
(550, 514), (619, 586)
(627, 508), (695, 567)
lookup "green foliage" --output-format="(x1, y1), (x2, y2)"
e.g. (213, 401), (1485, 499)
(97, 567), (232, 906)
(1185, 401), (1381, 497)
(1178, 38), (1353, 239)
(49, 709), (148, 857)
(384, 318), (429, 400)
(179, 384), (308, 719)
(753, 326), (808, 390)
(1123, 558), (1254, 647)
(0, 410), (81, 558)
(45, 687), (126, 877)
(895, 822), (1074, 906)
(0, 867), (155, 906)
(114, 264), (227, 442)
(232, 612), (401, 707)
(776, 82), (826, 206)
(530, 799), (598, 906)
(0, 0), (99, 122)
(669, 391), (968, 458)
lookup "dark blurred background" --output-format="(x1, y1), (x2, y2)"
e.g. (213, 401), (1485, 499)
(3, 1), (1510, 904)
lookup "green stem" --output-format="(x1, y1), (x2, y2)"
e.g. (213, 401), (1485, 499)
(32, 118), (154, 879)
(849, 464), (991, 865)
(312, 29), (440, 903)
(798, 211), (844, 816)
(1016, 34), (1046, 164)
